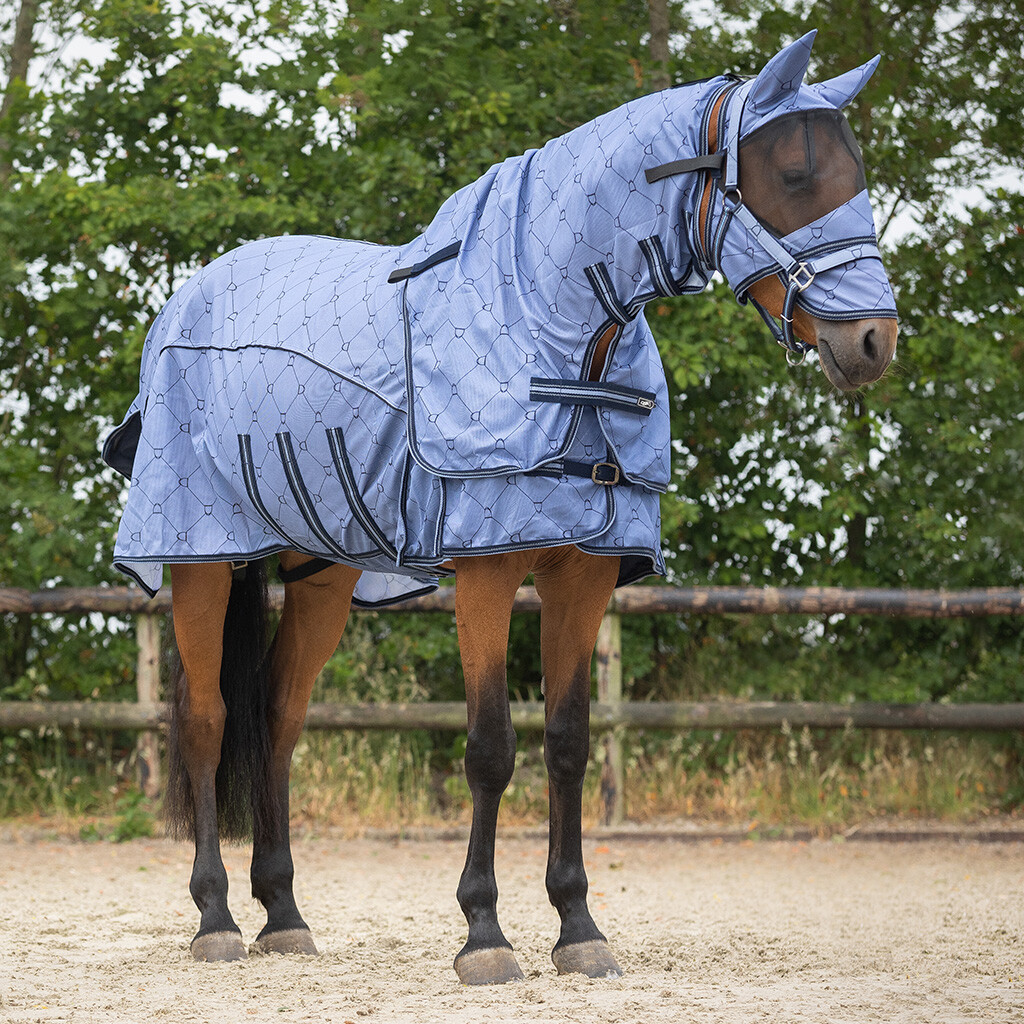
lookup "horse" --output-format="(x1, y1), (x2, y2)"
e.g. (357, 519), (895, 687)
(102, 32), (898, 984)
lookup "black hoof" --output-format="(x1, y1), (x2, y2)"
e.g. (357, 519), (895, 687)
(552, 939), (623, 979)
(251, 928), (319, 956)
(191, 930), (248, 962)
(455, 947), (526, 985)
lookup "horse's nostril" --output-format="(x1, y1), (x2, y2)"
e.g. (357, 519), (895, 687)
(863, 328), (876, 361)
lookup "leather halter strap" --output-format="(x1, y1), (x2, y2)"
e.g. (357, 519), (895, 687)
(643, 82), (821, 361)
(696, 84), (738, 268)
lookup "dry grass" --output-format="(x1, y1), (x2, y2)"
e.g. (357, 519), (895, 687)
(284, 728), (1019, 833)
(2, 723), (1017, 838)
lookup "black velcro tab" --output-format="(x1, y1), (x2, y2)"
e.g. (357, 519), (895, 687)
(644, 152), (724, 184)
(387, 241), (462, 283)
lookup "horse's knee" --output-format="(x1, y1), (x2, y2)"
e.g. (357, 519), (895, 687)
(464, 715), (517, 795)
(544, 698), (590, 787)
(176, 693), (227, 753)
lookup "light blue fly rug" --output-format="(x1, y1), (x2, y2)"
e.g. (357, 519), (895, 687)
(103, 32), (897, 607)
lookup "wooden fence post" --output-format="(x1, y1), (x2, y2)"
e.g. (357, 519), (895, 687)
(135, 613), (161, 798)
(595, 611), (625, 825)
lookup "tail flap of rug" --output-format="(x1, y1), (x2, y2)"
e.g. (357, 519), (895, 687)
(102, 409), (142, 479)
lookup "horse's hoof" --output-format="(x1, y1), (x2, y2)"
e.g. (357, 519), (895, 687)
(455, 946), (526, 985)
(552, 939), (623, 979)
(250, 928), (319, 956)
(191, 930), (248, 962)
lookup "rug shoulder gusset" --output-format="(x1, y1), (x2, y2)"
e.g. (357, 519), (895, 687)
(395, 103), (689, 488)
(402, 259), (672, 489)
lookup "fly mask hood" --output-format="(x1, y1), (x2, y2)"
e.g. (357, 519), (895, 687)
(693, 31), (898, 360)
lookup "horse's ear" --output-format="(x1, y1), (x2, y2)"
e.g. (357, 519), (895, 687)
(809, 55), (880, 108)
(745, 30), (817, 118)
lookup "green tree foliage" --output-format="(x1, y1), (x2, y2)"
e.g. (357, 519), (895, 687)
(1, 0), (1022, 711)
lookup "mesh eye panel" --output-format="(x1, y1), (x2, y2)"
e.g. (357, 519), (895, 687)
(739, 111), (867, 235)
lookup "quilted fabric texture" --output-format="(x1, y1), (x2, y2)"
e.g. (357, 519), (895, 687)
(104, 34), (895, 606)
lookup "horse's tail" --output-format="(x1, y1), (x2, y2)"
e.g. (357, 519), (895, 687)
(165, 559), (279, 843)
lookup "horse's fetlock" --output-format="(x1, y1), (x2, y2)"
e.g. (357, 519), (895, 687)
(190, 867), (229, 912)
(457, 873), (498, 916)
(251, 852), (294, 907)
(546, 861), (589, 910)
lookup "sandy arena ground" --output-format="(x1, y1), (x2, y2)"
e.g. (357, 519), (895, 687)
(0, 831), (1021, 1023)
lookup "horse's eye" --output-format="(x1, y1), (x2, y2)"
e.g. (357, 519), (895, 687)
(781, 169), (813, 191)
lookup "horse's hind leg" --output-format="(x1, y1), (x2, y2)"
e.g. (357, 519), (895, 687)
(452, 551), (535, 985)
(250, 554), (361, 955)
(534, 548), (623, 979)
(169, 562), (246, 961)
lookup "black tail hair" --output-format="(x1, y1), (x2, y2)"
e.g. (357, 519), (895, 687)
(165, 559), (279, 843)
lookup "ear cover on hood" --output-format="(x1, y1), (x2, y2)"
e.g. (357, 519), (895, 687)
(740, 31), (880, 138)
(808, 56), (880, 108)
(745, 30), (817, 119)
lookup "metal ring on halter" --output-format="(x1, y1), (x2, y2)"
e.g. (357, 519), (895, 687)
(785, 346), (808, 367)
(723, 187), (743, 207)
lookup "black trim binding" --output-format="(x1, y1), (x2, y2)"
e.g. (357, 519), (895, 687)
(584, 263), (632, 327)
(350, 582), (439, 610)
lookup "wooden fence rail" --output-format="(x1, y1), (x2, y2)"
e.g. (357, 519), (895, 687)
(3, 585), (1024, 823)
(6, 584), (1024, 617)
(4, 698), (1024, 733)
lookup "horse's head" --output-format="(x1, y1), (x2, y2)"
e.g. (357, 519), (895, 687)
(703, 31), (898, 389)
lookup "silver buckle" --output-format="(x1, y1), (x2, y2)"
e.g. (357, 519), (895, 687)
(591, 463), (620, 486)
(789, 262), (815, 292)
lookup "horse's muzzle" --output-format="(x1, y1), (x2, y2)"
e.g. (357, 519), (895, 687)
(815, 317), (898, 390)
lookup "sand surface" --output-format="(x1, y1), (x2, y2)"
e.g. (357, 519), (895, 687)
(1, 831), (1022, 1023)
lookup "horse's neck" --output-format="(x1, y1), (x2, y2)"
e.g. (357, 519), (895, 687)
(533, 80), (714, 310)
(415, 79), (718, 328)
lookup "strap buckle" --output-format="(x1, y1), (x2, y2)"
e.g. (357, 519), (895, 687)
(789, 262), (815, 292)
(591, 462), (621, 486)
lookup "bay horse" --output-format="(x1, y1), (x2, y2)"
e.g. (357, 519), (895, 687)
(103, 32), (897, 983)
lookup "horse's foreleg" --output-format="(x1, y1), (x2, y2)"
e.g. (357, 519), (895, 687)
(169, 562), (246, 961)
(452, 552), (533, 985)
(250, 555), (361, 955)
(534, 549), (623, 979)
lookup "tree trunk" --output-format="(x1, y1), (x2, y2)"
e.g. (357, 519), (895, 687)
(1, 0), (41, 180)
(647, 0), (671, 92)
